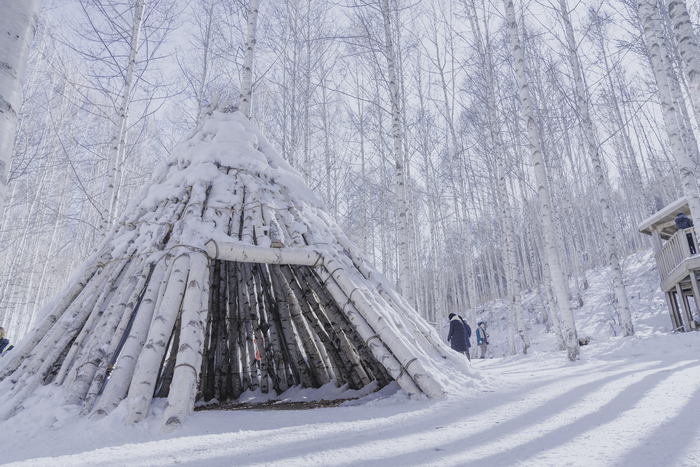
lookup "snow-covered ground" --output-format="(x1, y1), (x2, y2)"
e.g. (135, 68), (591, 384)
(2, 250), (699, 467)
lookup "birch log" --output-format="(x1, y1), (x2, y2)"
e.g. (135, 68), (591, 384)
(241, 263), (260, 391)
(290, 266), (360, 388)
(314, 264), (422, 399)
(53, 260), (136, 387)
(270, 265), (315, 387)
(236, 262), (253, 391)
(330, 230), (462, 367)
(323, 256), (444, 398)
(161, 252), (210, 434)
(298, 266), (384, 386)
(2, 260), (123, 419)
(122, 253), (190, 423)
(87, 258), (167, 418)
(256, 264), (290, 393)
(226, 261), (244, 398)
(0, 263), (100, 379)
(277, 265), (330, 386)
(84, 260), (167, 412)
(62, 259), (148, 405)
(8, 257), (126, 388)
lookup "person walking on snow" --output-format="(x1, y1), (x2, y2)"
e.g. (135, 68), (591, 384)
(476, 322), (489, 359)
(447, 313), (471, 360)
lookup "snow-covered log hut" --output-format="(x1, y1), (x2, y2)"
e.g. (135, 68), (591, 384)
(0, 103), (474, 434)
(639, 196), (699, 331)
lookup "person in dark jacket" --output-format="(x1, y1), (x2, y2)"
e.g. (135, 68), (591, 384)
(674, 212), (696, 254)
(476, 322), (489, 359)
(447, 313), (470, 359)
(0, 327), (13, 356)
(459, 315), (472, 361)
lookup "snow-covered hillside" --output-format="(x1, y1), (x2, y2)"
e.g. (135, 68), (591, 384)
(469, 249), (672, 358)
(2, 249), (699, 467)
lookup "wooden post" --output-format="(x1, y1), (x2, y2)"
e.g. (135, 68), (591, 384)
(680, 290), (695, 331)
(674, 285), (689, 331)
(652, 229), (663, 254)
(690, 271), (700, 330)
(666, 291), (683, 331)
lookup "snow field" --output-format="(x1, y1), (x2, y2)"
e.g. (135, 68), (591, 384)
(1, 249), (699, 466)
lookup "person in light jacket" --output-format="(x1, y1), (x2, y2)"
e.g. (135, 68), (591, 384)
(447, 313), (470, 359)
(476, 321), (489, 359)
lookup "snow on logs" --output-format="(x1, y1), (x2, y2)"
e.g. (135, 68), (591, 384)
(0, 109), (471, 433)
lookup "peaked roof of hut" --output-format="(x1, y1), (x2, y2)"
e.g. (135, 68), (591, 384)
(638, 196), (690, 240)
(0, 104), (475, 434)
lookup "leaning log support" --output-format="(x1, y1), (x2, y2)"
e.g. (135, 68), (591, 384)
(161, 252), (210, 434)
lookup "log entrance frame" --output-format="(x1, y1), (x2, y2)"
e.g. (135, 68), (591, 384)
(169, 258), (391, 404)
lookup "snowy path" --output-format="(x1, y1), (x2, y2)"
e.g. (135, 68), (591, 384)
(4, 334), (700, 467)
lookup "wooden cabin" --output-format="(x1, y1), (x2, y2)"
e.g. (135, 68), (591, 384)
(638, 196), (699, 332)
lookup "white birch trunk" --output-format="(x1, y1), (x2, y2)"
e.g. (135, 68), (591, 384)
(122, 253), (189, 423)
(380, 0), (411, 302)
(195, 0), (216, 123)
(503, 0), (579, 360)
(269, 265), (314, 387)
(2, 259), (128, 419)
(0, 0), (42, 223)
(7, 258), (124, 386)
(238, 0), (260, 118)
(329, 228), (466, 367)
(466, 0), (529, 353)
(161, 252), (210, 434)
(98, 0), (146, 240)
(559, 0), (634, 336)
(668, 1), (700, 136)
(638, 0), (700, 236)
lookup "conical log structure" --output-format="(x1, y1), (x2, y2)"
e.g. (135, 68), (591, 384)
(0, 104), (474, 434)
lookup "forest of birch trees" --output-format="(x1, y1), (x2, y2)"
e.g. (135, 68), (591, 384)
(2, 0), (699, 355)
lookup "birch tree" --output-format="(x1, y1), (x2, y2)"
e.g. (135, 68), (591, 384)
(667, 0), (700, 122)
(463, 0), (530, 353)
(97, 0), (146, 241)
(377, 0), (412, 302)
(503, 0), (579, 360)
(0, 0), (43, 224)
(239, 0), (260, 118)
(557, 0), (634, 336)
(637, 0), (700, 226)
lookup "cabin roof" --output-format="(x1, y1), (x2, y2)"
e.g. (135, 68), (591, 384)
(638, 196), (691, 240)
